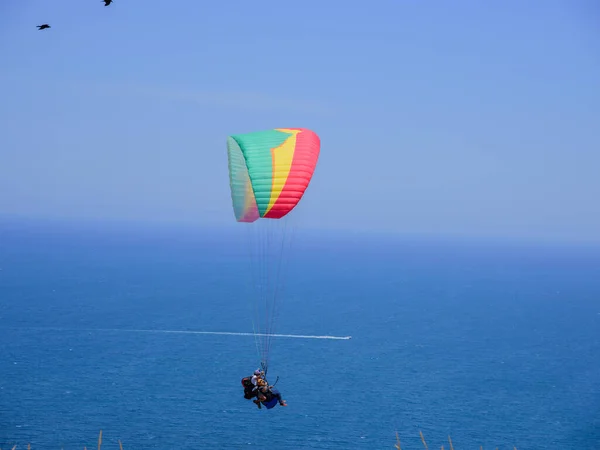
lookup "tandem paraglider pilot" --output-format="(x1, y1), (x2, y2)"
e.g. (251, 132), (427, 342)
(241, 369), (287, 409)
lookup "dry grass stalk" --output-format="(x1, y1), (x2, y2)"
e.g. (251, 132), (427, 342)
(419, 431), (428, 449)
(3, 430), (521, 448)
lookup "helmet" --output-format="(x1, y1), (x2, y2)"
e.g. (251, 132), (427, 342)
(254, 369), (261, 376)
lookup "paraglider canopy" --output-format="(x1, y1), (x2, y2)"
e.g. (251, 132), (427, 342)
(226, 127), (321, 376)
(227, 127), (320, 223)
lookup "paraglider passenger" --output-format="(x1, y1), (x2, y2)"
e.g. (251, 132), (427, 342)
(255, 378), (287, 407)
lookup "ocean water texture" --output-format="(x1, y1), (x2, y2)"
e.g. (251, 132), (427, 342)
(1, 219), (599, 449)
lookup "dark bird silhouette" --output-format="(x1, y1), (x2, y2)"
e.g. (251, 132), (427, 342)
(103, 0), (113, 6)
(37, 24), (51, 30)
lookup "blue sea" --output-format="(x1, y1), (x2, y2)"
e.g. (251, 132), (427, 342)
(1, 218), (599, 449)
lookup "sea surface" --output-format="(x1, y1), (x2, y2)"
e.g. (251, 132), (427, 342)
(1, 219), (599, 449)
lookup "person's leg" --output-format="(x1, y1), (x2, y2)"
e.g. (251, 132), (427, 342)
(271, 389), (287, 405)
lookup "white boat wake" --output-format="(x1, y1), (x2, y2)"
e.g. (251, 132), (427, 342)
(8, 326), (352, 340)
(98, 328), (352, 340)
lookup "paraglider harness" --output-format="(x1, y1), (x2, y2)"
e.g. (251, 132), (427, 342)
(241, 377), (255, 399)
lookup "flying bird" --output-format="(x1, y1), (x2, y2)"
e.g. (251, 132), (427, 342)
(37, 24), (51, 30)
(103, 0), (113, 6)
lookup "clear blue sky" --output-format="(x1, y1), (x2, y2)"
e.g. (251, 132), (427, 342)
(1, 0), (599, 242)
